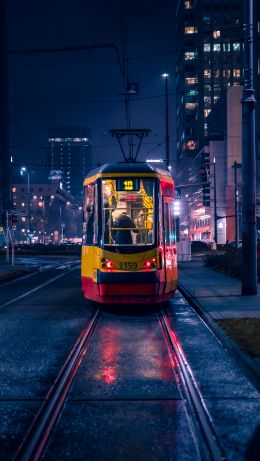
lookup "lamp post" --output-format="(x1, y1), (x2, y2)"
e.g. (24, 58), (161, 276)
(213, 157), (218, 245)
(233, 161), (240, 248)
(20, 167), (31, 243)
(162, 73), (170, 170)
(241, 0), (257, 295)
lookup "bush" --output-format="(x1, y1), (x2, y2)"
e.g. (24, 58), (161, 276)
(205, 248), (260, 282)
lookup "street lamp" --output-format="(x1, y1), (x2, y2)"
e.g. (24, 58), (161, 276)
(20, 166), (31, 243)
(213, 157), (218, 245)
(162, 73), (170, 170)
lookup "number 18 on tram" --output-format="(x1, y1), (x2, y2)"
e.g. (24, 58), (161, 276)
(81, 162), (178, 304)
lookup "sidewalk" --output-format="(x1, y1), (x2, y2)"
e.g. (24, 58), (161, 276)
(178, 258), (260, 320)
(178, 256), (260, 386)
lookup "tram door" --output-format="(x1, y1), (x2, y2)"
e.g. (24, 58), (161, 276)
(163, 197), (176, 293)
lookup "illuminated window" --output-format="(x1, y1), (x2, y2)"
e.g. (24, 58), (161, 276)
(185, 77), (198, 84)
(187, 89), (198, 96)
(185, 51), (195, 60)
(223, 69), (230, 78)
(204, 109), (211, 117)
(21, 202), (25, 207)
(12, 187), (16, 193)
(213, 44), (221, 52)
(204, 69), (211, 78)
(233, 69), (240, 78)
(184, 1), (192, 8)
(223, 43), (230, 52)
(233, 43), (240, 51)
(213, 30), (221, 38)
(204, 43), (210, 52)
(204, 96), (211, 107)
(214, 96), (220, 103)
(185, 26), (198, 34)
(185, 102), (197, 110)
(22, 217), (26, 222)
(185, 140), (197, 150)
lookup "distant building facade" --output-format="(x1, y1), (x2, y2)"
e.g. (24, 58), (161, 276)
(48, 127), (91, 197)
(12, 182), (82, 243)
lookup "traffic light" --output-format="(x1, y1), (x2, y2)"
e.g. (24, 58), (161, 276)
(12, 214), (18, 225)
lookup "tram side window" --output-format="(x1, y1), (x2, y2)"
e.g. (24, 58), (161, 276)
(163, 200), (176, 245)
(84, 183), (98, 244)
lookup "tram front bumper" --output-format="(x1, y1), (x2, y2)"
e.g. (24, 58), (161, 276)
(97, 270), (160, 297)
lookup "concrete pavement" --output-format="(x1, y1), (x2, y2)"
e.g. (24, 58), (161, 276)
(178, 257), (260, 320)
(178, 256), (260, 388)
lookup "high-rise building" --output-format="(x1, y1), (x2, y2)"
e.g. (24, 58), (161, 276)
(176, 0), (243, 179)
(48, 127), (91, 197)
(176, 0), (260, 241)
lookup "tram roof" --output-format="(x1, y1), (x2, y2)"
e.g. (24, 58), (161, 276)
(84, 162), (173, 184)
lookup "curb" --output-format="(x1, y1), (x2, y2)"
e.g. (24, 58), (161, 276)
(177, 282), (260, 393)
(0, 269), (28, 282)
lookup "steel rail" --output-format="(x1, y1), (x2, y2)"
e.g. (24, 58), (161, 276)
(158, 311), (226, 461)
(13, 308), (101, 461)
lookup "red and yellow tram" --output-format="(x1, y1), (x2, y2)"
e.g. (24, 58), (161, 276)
(81, 162), (177, 304)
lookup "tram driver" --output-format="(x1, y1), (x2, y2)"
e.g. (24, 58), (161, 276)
(112, 211), (138, 244)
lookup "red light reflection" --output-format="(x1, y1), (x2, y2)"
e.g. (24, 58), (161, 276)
(98, 326), (120, 385)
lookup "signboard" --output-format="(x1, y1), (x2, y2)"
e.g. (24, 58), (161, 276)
(116, 178), (140, 192)
(49, 169), (62, 181)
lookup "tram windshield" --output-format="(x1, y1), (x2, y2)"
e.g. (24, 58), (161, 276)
(102, 178), (155, 246)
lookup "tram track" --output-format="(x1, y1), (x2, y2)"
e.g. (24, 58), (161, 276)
(159, 310), (226, 461)
(12, 306), (227, 461)
(13, 308), (101, 461)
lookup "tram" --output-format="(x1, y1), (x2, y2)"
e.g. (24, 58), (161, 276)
(81, 162), (178, 304)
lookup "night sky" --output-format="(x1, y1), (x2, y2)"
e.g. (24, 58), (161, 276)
(7, 0), (176, 181)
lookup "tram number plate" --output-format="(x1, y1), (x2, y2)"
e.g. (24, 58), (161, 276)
(119, 262), (137, 270)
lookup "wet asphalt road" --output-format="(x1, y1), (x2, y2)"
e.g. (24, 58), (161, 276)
(0, 257), (259, 461)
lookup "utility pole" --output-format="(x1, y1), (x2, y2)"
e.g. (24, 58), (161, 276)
(233, 161), (239, 248)
(213, 158), (218, 245)
(241, 0), (257, 295)
(0, 0), (11, 252)
(162, 74), (170, 170)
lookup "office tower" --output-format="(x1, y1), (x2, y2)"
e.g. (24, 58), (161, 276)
(48, 127), (91, 197)
(176, 0), (243, 177)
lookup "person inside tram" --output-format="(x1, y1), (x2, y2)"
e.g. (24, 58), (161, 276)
(136, 209), (148, 244)
(112, 211), (138, 244)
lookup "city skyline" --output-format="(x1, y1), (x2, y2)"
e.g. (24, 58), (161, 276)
(6, 0), (177, 181)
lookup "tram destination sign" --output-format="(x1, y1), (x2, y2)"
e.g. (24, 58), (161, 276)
(116, 178), (140, 192)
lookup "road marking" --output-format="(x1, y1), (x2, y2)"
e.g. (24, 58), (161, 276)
(0, 267), (79, 310)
